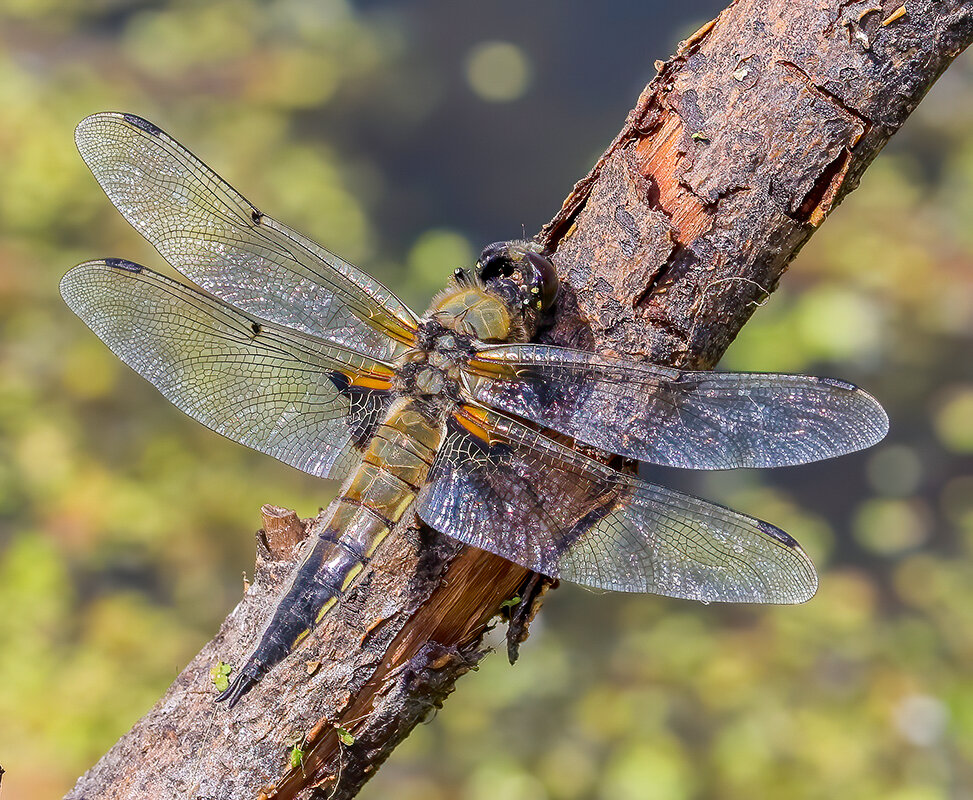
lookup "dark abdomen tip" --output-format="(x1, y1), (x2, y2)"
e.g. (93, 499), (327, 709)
(215, 668), (261, 709)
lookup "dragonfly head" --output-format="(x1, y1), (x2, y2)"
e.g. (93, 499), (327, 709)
(431, 240), (558, 343)
(471, 240), (559, 338)
(476, 240), (559, 313)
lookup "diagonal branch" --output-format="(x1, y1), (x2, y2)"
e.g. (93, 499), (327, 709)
(66, 1), (971, 798)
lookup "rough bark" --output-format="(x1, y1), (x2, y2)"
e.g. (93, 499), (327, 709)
(66, 1), (972, 798)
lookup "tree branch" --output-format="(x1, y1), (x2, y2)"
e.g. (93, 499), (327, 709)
(67, 1), (972, 798)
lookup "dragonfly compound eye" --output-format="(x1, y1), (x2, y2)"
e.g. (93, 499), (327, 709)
(523, 250), (559, 312)
(476, 241), (559, 313)
(475, 241), (516, 283)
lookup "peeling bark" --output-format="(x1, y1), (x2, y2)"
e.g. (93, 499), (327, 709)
(542, 0), (971, 369)
(66, 1), (972, 798)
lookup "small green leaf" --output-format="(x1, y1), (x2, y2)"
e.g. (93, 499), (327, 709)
(335, 726), (355, 746)
(211, 661), (233, 692)
(289, 745), (304, 770)
(691, 132), (710, 143)
(499, 595), (521, 610)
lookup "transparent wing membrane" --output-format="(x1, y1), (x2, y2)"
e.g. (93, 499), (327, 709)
(61, 260), (393, 479)
(64, 111), (893, 614)
(470, 344), (888, 469)
(74, 112), (419, 359)
(416, 406), (818, 603)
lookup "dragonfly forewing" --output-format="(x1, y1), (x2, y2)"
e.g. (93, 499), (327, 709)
(75, 112), (419, 359)
(62, 112), (891, 709)
(468, 343), (889, 470)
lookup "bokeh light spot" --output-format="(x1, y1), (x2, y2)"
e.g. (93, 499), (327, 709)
(932, 384), (973, 453)
(465, 41), (532, 103)
(940, 475), (973, 528)
(407, 229), (474, 301)
(866, 444), (922, 496)
(794, 286), (882, 362)
(602, 740), (694, 800)
(465, 761), (548, 800)
(853, 498), (930, 555)
(893, 693), (948, 747)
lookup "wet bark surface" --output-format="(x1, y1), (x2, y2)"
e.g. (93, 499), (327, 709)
(66, 1), (971, 798)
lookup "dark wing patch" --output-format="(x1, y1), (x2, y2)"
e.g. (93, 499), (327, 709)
(415, 406), (817, 603)
(60, 260), (393, 479)
(468, 344), (888, 469)
(75, 112), (419, 359)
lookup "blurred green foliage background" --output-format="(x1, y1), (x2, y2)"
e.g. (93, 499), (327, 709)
(0, 1), (970, 798)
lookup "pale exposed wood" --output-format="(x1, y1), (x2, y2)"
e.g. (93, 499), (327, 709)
(260, 504), (307, 557)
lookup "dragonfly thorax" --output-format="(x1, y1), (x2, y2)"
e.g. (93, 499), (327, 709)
(395, 360), (461, 417)
(395, 321), (475, 407)
(427, 285), (524, 343)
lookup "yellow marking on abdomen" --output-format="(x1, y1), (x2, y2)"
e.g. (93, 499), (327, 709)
(314, 596), (338, 624)
(361, 527), (391, 559)
(341, 562), (365, 590)
(292, 628), (311, 647)
(293, 399), (442, 636)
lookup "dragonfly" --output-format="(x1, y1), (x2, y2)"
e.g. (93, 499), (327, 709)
(61, 113), (889, 708)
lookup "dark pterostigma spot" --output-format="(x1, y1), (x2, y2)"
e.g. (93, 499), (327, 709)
(250, 321), (263, 336)
(758, 520), (801, 548)
(104, 258), (143, 273)
(122, 113), (163, 137)
(251, 209), (263, 225)
(812, 375), (857, 392)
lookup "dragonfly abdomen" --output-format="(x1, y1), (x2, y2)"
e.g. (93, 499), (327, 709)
(217, 399), (443, 707)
